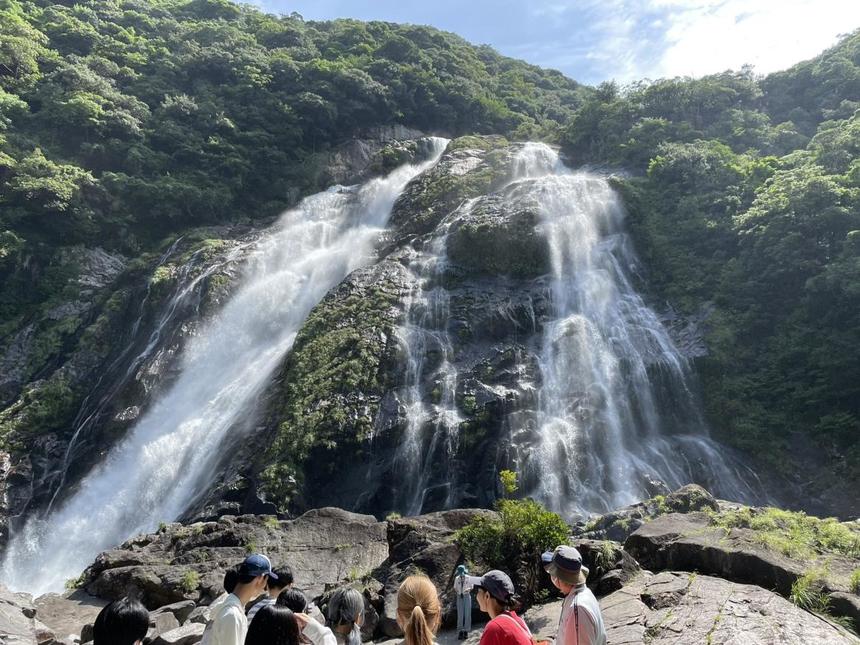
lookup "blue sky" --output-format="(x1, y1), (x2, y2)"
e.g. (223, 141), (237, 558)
(247, 0), (860, 85)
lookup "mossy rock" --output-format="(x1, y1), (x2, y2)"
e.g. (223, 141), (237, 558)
(446, 192), (549, 278)
(260, 260), (410, 509)
(387, 136), (512, 242)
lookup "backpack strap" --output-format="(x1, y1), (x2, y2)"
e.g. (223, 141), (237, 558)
(497, 612), (533, 639)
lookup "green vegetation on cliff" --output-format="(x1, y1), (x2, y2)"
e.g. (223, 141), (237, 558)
(260, 263), (408, 507)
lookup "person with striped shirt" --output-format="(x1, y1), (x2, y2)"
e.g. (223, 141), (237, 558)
(248, 565), (294, 622)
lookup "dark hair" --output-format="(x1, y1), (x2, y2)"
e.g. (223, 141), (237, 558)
(93, 597), (149, 645)
(477, 586), (521, 613)
(277, 588), (308, 613)
(245, 604), (301, 645)
(326, 588), (364, 645)
(270, 565), (294, 589)
(224, 564), (240, 593)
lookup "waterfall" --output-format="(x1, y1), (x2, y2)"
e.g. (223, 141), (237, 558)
(510, 143), (759, 517)
(392, 200), (476, 514)
(0, 138), (448, 595)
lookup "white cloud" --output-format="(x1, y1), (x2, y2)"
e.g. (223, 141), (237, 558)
(651, 0), (860, 78)
(519, 0), (860, 83)
(243, 0), (860, 84)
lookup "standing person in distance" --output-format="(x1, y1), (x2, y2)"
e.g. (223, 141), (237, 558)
(201, 554), (277, 645)
(542, 546), (606, 645)
(466, 570), (532, 645)
(454, 564), (474, 640)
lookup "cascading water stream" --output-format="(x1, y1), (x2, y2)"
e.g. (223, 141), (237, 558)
(392, 200), (476, 515)
(46, 235), (240, 513)
(1, 138), (448, 595)
(509, 143), (759, 516)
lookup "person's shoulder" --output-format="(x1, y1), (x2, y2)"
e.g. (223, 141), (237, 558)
(221, 603), (247, 623)
(483, 616), (509, 636)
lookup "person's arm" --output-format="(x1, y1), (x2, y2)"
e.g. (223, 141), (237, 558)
(298, 613), (338, 645)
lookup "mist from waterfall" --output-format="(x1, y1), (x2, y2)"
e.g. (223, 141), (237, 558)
(0, 138), (448, 596)
(510, 143), (759, 517)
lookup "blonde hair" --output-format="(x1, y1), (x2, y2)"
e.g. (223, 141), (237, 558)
(397, 576), (441, 645)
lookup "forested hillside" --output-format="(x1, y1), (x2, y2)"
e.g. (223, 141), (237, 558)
(0, 0), (589, 324)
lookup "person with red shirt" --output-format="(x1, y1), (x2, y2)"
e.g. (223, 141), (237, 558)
(465, 570), (533, 645)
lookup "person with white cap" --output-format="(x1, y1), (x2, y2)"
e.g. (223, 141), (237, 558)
(465, 570), (532, 645)
(202, 553), (278, 645)
(541, 546), (606, 645)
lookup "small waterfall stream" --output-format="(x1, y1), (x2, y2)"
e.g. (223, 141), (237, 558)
(1, 138), (448, 595)
(392, 200), (477, 514)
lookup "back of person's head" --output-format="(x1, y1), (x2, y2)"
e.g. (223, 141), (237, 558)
(237, 553), (278, 587)
(224, 564), (240, 593)
(93, 597), (149, 645)
(278, 588), (308, 613)
(269, 565), (294, 591)
(397, 576), (441, 645)
(327, 587), (364, 645)
(245, 604), (300, 645)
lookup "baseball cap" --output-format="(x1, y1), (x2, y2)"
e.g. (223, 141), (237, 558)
(465, 570), (515, 603)
(239, 553), (278, 580)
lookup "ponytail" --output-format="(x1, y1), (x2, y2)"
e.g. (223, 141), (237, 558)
(405, 605), (434, 645)
(397, 576), (441, 645)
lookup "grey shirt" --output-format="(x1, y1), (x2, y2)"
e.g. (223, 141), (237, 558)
(556, 585), (606, 645)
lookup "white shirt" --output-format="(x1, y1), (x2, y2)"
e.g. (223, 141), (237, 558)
(454, 574), (474, 595)
(303, 617), (338, 645)
(202, 593), (248, 645)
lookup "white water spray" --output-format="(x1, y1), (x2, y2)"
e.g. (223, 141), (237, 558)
(1, 138), (447, 595)
(511, 143), (758, 516)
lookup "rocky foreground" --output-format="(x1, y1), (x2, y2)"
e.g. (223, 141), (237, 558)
(2, 486), (858, 644)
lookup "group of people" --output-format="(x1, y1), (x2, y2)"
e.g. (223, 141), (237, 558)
(92, 544), (606, 645)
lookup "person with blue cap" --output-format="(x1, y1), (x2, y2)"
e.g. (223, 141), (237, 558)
(202, 553), (278, 645)
(542, 546), (605, 645)
(454, 564), (473, 639)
